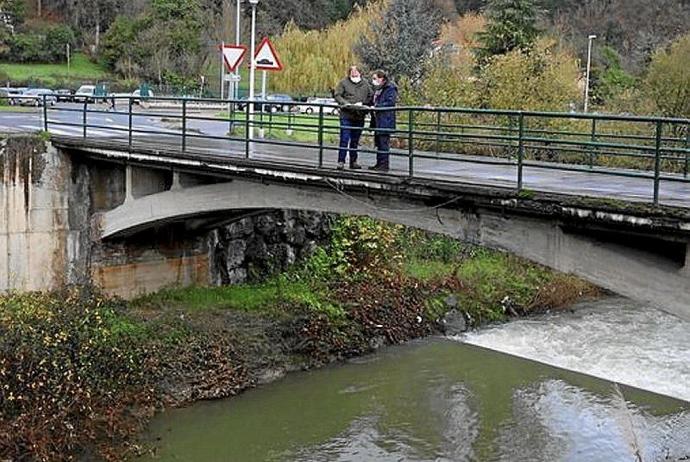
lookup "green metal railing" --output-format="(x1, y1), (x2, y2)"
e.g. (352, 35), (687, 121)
(23, 94), (690, 206)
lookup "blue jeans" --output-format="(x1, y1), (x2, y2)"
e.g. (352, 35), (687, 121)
(374, 133), (391, 168)
(338, 116), (364, 164)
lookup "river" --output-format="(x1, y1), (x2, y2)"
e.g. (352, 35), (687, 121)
(139, 298), (690, 461)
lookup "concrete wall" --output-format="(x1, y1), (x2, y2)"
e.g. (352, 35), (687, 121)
(0, 136), (89, 291)
(0, 137), (333, 298)
(0, 137), (209, 296)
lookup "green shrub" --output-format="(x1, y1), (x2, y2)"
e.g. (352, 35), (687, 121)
(0, 288), (157, 461)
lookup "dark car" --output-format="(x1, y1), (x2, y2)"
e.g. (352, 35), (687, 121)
(54, 89), (74, 102)
(237, 94), (296, 113)
(265, 94), (296, 112)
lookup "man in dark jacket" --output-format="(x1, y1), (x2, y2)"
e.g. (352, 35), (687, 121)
(333, 66), (373, 170)
(369, 70), (398, 172)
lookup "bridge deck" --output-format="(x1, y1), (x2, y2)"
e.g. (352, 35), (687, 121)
(56, 133), (690, 210)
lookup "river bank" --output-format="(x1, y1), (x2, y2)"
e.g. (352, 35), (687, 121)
(0, 218), (599, 461)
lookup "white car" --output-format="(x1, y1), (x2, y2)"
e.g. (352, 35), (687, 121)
(74, 85), (97, 103)
(298, 97), (339, 115)
(17, 88), (57, 106)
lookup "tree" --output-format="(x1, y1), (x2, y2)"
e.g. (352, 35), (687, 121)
(355, 0), (442, 82)
(476, 0), (540, 62)
(45, 24), (75, 61)
(100, 15), (140, 80)
(100, 0), (209, 87)
(644, 34), (690, 118)
(590, 46), (636, 107)
(550, 0), (690, 75)
(479, 37), (579, 112)
(1, 0), (27, 25)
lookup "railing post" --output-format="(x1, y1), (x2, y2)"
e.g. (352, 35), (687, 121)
(82, 99), (88, 138)
(317, 106), (324, 168)
(683, 124), (690, 178)
(181, 98), (187, 153)
(435, 110), (441, 158)
(244, 100), (251, 159)
(653, 120), (663, 206)
(408, 109), (414, 177)
(517, 112), (525, 191)
(128, 98), (133, 150)
(589, 118), (597, 169)
(42, 94), (48, 132)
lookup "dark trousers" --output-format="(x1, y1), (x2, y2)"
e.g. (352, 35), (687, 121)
(374, 133), (391, 168)
(338, 116), (364, 164)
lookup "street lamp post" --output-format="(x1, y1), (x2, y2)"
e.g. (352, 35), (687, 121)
(248, 0), (259, 147)
(584, 34), (597, 113)
(235, 0), (242, 100)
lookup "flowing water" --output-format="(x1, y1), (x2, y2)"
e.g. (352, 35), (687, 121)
(140, 298), (690, 461)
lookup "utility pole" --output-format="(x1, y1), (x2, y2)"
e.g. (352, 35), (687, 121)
(234, 0), (242, 100)
(66, 43), (71, 80)
(584, 34), (597, 113)
(248, 0), (258, 144)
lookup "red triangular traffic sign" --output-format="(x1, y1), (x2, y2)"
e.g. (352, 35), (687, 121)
(221, 44), (248, 73)
(254, 37), (283, 71)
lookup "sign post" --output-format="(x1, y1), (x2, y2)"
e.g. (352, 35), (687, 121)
(254, 37), (283, 139)
(220, 41), (225, 99)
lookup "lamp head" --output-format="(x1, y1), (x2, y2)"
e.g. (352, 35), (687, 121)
(588, 34), (597, 40)
(248, 0), (259, 4)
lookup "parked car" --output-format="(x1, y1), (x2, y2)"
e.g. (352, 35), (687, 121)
(298, 97), (340, 115)
(74, 85), (96, 103)
(54, 89), (74, 102)
(131, 88), (154, 104)
(264, 94), (297, 113)
(238, 94), (297, 113)
(17, 88), (57, 106)
(0, 87), (25, 105)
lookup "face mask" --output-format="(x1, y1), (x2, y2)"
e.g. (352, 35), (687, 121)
(372, 79), (381, 87)
(350, 76), (362, 83)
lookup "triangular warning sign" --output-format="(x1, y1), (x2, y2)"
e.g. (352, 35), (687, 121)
(254, 37), (283, 71)
(222, 45), (247, 73)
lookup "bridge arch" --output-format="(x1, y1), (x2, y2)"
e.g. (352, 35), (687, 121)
(100, 178), (690, 320)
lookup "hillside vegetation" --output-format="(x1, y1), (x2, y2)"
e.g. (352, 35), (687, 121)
(0, 0), (688, 119)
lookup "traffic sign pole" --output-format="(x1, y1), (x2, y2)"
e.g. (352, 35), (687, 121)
(220, 41), (225, 99)
(259, 70), (267, 139)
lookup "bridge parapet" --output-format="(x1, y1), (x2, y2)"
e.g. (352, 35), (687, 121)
(41, 95), (690, 207)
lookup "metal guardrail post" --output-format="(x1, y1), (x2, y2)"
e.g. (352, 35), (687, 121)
(181, 99), (187, 153)
(82, 100), (88, 138)
(128, 98), (133, 149)
(268, 108), (273, 137)
(318, 106), (325, 168)
(408, 109), (414, 177)
(435, 111), (441, 157)
(517, 112), (525, 191)
(653, 120), (663, 205)
(42, 95), (48, 132)
(589, 118), (597, 169)
(683, 124), (690, 178)
(244, 101), (251, 159)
